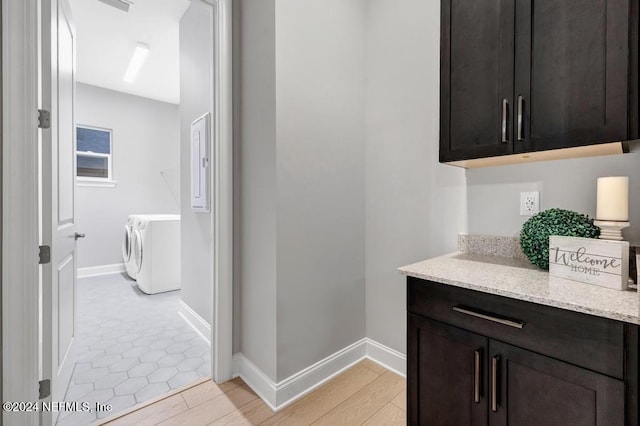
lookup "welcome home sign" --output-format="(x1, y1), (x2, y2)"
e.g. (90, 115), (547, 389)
(549, 236), (629, 291)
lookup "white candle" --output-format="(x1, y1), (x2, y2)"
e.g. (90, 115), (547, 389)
(596, 176), (629, 221)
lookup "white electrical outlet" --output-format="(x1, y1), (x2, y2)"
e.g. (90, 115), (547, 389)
(520, 192), (540, 216)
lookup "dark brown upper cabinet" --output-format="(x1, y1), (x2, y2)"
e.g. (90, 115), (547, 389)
(440, 0), (639, 165)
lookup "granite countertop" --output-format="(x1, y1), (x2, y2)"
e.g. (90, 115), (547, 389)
(399, 251), (640, 324)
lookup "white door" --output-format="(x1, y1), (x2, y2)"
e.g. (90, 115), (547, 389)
(41, 0), (77, 422)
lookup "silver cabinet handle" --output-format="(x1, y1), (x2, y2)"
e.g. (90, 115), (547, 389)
(517, 95), (524, 141)
(501, 99), (509, 143)
(452, 306), (525, 329)
(491, 355), (500, 412)
(474, 349), (482, 403)
(74, 232), (86, 240)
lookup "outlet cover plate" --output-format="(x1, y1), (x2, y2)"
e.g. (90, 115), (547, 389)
(520, 192), (540, 216)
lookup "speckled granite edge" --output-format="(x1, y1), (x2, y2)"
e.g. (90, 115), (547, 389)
(399, 252), (640, 325)
(458, 233), (527, 260)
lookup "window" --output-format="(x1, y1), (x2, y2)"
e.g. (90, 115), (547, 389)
(76, 126), (113, 183)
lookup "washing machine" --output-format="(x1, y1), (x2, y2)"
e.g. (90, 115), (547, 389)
(123, 214), (144, 279)
(132, 215), (181, 294)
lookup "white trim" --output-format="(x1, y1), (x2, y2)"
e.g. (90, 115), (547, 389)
(77, 179), (117, 188)
(274, 339), (367, 409)
(232, 353), (278, 411)
(210, 0), (234, 383)
(178, 300), (212, 345)
(365, 338), (407, 377)
(232, 338), (407, 412)
(77, 263), (125, 278)
(2, 0), (40, 424)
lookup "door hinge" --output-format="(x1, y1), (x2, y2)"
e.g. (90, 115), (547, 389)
(39, 245), (51, 264)
(39, 379), (51, 399)
(38, 109), (51, 129)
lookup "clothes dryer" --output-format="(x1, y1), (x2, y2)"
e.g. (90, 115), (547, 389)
(132, 215), (181, 294)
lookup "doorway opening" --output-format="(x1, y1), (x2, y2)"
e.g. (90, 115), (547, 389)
(1, 0), (232, 422)
(45, 0), (225, 424)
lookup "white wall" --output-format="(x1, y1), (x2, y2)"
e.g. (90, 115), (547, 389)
(76, 83), (180, 269)
(179, 0), (214, 326)
(363, 0), (467, 355)
(275, 0), (366, 381)
(466, 153), (640, 243)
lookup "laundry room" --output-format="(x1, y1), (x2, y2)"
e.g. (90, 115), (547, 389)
(57, 0), (217, 424)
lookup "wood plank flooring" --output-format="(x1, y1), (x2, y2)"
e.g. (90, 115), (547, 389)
(98, 359), (406, 426)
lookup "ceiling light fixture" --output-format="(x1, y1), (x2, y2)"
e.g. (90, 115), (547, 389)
(123, 42), (149, 83)
(97, 0), (133, 13)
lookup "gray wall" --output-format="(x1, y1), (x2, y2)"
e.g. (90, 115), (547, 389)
(363, 0), (467, 354)
(275, 0), (366, 381)
(466, 153), (640, 243)
(76, 83), (180, 269)
(236, 0), (633, 380)
(179, 1), (214, 325)
(236, 0), (366, 382)
(362, 1), (638, 357)
(361, 0), (639, 357)
(1, 5), (3, 407)
(237, 0), (278, 380)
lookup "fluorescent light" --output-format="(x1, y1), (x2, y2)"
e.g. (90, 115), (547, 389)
(123, 43), (149, 83)
(97, 0), (133, 13)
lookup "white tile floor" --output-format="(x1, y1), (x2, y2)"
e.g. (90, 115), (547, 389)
(57, 273), (210, 425)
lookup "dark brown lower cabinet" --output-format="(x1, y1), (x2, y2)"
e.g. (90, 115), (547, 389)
(490, 340), (624, 426)
(407, 314), (488, 426)
(407, 278), (635, 426)
(408, 315), (625, 425)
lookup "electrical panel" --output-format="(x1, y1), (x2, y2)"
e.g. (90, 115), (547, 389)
(191, 112), (211, 213)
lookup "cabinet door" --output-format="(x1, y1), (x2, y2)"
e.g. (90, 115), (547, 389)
(408, 314), (488, 426)
(514, 0), (629, 152)
(489, 340), (624, 426)
(440, 0), (515, 162)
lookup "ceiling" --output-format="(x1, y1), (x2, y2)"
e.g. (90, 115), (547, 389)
(69, 0), (190, 104)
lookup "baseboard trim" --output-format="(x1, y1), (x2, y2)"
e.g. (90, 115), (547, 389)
(232, 337), (406, 411)
(77, 263), (125, 279)
(178, 300), (212, 345)
(232, 353), (278, 411)
(365, 338), (406, 378)
(275, 338), (368, 409)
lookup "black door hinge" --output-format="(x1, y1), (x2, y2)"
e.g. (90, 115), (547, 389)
(39, 379), (51, 399)
(38, 109), (51, 129)
(39, 245), (51, 264)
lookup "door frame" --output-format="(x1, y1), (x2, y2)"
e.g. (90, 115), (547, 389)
(2, 1), (40, 425)
(209, 0), (234, 383)
(1, 0), (234, 420)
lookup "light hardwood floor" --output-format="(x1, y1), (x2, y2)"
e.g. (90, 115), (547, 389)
(97, 359), (406, 426)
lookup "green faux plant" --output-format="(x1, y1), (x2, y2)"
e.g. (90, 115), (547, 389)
(520, 208), (600, 269)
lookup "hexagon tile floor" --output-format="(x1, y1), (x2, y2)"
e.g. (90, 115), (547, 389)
(57, 273), (211, 426)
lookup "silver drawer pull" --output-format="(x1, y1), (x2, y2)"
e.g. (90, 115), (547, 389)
(452, 306), (525, 329)
(474, 348), (482, 403)
(491, 355), (500, 412)
(517, 95), (524, 141)
(501, 99), (509, 143)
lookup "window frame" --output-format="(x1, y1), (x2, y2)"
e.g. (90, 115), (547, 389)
(75, 124), (116, 186)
